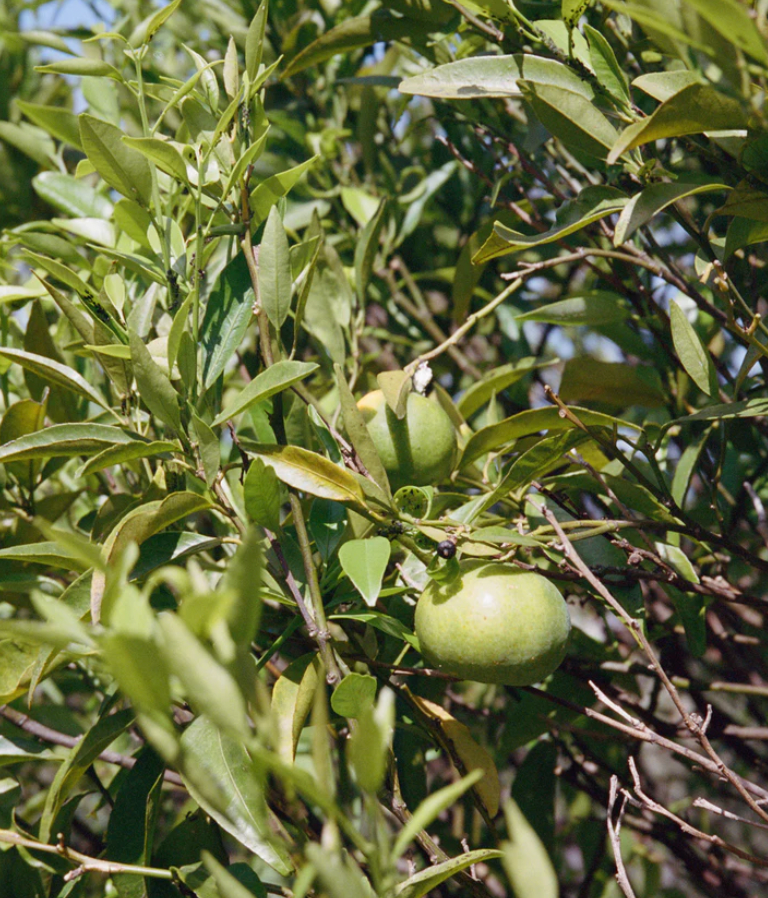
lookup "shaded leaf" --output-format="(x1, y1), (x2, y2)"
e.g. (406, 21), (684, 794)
(669, 301), (715, 395)
(474, 187), (627, 263)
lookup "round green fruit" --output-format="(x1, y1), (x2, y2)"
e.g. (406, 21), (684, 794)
(357, 390), (457, 492)
(414, 561), (570, 686)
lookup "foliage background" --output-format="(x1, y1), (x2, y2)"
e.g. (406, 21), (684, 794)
(1, 0), (768, 897)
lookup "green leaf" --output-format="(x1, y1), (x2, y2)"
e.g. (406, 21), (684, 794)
(121, 136), (189, 184)
(682, 0), (768, 64)
(473, 187), (627, 263)
(334, 366), (391, 497)
(0, 346), (110, 411)
(258, 208), (293, 330)
(338, 537), (391, 606)
(668, 397), (768, 427)
(614, 180), (728, 245)
(607, 84), (748, 164)
(18, 101), (83, 149)
(559, 358), (666, 407)
(129, 0), (183, 47)
(519, 80), (619, 160)
(354, 198), (387, 298)
(245, 0), (268, 82)
(191, 414), (220, 487)
(243, 458), (284, 532)
(0, 424), (135, 464)
(212, 360), (319, 426)
(393, 769), (485, 859)
(457, 359), (544, 419)
(501, 798), (558, 898)
(245, 444), (364, 505)
(40, 708), (135, 841)
(515, 292), (630, 326)
(461, 406), (640, 468)
(669, 301), (715, 396)
(400, 55), (525, 99)
(129, 532), (223, 581)
(397, 849), (504, 898)
(35, 56), (123, 79)
(283, 13), (417, 79)
(129, 331), (183, 433)
(180, 716), (293, 875)
(79, 114), (153, 206)
(0, 542), (92, 571)
(631, 69), (702, 103)
(203, 852), (267, 898)
(583, 24), (628, 103)
(158, 613), (249, 736)
(331, 673), (377, 719)
(77, 439), (180, 477)
(272, 653), (322, 762)
(105, 748), (165, 898)
(99, 634), (174, 739)
(249, 156), (319, 226)
(92, 493), (213, 625)
(201, 254), (255, 390)
(308, 498), (347, 561)
(0, 120), (55, 167)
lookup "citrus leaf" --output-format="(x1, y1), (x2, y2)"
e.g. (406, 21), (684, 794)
(77, 439), (180, 477)
(243, 458), (284, 532)
(474, 187), (627, 263)
(331, 673), (377, 719)
(258, 207), (293, 329)
(212, 361), (319, 427)
(669, 301), (714, 395)
(201, 254), (255, 389)
(338, 537), (391, 607)
(607, 84), (748, 164)
(0, 424), (135, 463)
(244, 444), (364, 505)
(79, 114), (153, 206)
(271, 654), (322, 763)
(461, 406), (640, 468)
(501, 798), (558, 898)
(0, 346), (110, 411)
(397, 849), (504, 898)
(180, 716), (294, 876)
(614, 180), (728, 245)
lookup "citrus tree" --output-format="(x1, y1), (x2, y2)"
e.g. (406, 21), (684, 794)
(2, 0), (768, 896)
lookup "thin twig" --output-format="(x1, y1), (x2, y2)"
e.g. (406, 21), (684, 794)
(0, 706), (183, 787)
(607, 775), (637, 898)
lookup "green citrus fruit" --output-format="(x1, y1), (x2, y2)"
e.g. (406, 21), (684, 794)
(357, 390), (457, 491)
(414, 561), (570, 686)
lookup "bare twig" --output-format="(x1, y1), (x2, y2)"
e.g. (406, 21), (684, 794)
(0, 706), (183, 787)
(607, 775), (637, 898)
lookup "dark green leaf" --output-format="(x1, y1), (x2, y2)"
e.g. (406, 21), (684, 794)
(201, 254), (255, 389)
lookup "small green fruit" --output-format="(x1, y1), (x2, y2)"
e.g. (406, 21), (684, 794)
(357, 389), (457, 491)
(414, 561), (570, 686)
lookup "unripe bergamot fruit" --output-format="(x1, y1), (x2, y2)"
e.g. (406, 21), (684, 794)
(357, 389), (457, 491)
(414, 560), (570, 686)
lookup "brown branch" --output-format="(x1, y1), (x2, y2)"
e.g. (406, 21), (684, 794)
(0, 705), (184, 787)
